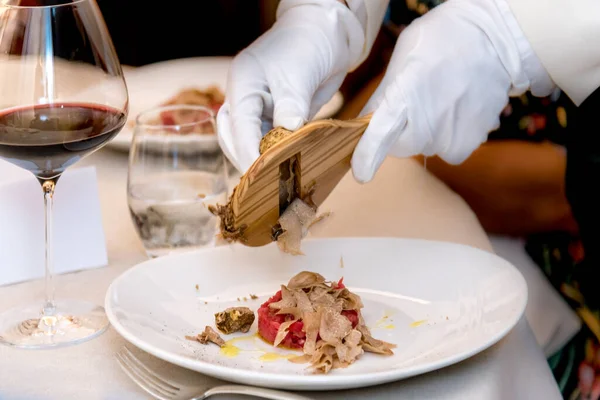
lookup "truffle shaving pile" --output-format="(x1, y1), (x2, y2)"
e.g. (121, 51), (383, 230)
(271, 271), (395, 373)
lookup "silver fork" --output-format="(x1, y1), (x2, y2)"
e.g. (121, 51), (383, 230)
(116, 347), (314, 400)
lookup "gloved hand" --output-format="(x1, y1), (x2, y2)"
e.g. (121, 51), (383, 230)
(217, 0), (366, 173)
(351, 0), (556, 183)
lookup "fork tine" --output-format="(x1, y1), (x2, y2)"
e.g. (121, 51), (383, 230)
(122, 347), (181, 391)
(117, 350), (178, 399)
(116, 352), (171, 400)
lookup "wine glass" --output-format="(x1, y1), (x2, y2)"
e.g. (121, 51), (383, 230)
(0, 0), (128, 348)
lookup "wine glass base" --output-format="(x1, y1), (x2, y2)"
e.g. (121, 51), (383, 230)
(0, 300), (109, 349)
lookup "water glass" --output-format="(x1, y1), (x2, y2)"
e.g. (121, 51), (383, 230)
(127, 105), (228, 258)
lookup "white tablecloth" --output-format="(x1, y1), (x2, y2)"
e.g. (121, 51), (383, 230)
(0, 148), (562, 399)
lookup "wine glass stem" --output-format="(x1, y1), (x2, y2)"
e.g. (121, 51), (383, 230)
(42, 180), (56, 317)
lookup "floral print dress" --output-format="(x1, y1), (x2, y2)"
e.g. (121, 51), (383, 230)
(386, 1), (597, 398)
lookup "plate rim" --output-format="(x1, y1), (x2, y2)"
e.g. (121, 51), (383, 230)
(105, 237), (528, 390)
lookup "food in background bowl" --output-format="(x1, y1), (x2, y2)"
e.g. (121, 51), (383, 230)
(161, 86), (224, 115)
(132, 86), (225, 134)
(157, 86), (223, 135)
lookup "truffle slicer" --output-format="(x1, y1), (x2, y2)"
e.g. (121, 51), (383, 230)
(214, 113), (372, 247)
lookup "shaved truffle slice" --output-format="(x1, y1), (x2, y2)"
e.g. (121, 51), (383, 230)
(287, 271), (326, 289)
(356, 323), (396, 355)
(319, 307), (352, 344)
(215, 307), (255, 334)
(276, 198), (318, 255)
(186, 326), (225, 347)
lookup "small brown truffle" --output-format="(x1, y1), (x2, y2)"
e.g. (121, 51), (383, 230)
(214, 307), (256, 334)
(259, 126), (293, 154)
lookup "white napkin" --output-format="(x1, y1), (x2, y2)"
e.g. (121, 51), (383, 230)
(0, 160), (107, 286)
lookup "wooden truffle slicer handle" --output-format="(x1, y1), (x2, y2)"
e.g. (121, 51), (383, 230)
(217, 113), (373, 247)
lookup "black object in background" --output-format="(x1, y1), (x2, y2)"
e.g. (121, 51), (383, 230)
(565, 86), (600, 308)
(96, 0), (264, 66)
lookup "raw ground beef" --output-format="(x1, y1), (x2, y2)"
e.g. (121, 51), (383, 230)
(257, 279), (359, 349)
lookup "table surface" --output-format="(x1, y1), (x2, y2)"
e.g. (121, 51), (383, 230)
(0, 146), (562, 400)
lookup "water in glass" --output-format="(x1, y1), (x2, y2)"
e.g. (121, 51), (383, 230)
(127, 105), (229, 257)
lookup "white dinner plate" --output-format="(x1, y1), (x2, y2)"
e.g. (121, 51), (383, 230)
(105, 237), (527, 391)
(109, 57), (344, 152)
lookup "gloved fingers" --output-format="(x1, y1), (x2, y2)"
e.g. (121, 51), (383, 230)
(272, 97), (309, 132)
(229, 92), (266, 173)
(222, 54), (274, 173)
(270, 71), (319, 131)
(356, 20), (423, 119)
(359, 71), (393, 117)
(216, 102), (243, 173)
(435, 107), (502, 165)
(351, 71), (412, 184)
(217, 100), (263, 174)
(308, 73), (347, 120)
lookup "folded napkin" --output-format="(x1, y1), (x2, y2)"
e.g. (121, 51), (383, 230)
(0, 160), (108, 286)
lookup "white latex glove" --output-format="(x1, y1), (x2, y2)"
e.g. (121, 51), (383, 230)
(351, 0), (556, 183)
(217, 0), (366, 173)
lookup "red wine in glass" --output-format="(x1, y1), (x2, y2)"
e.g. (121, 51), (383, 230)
(0, 103), (126, 179)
